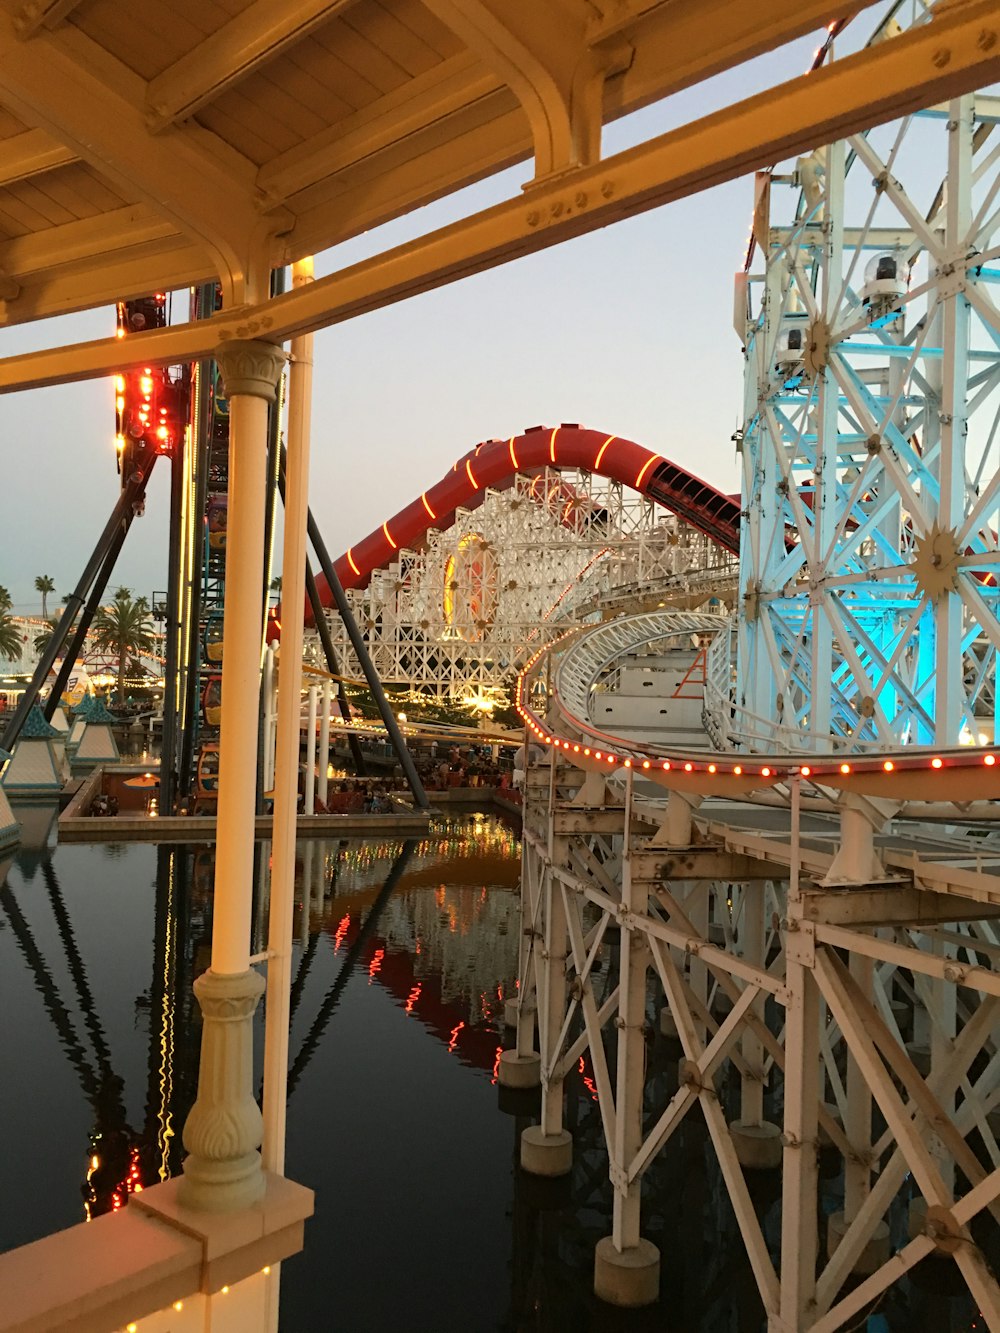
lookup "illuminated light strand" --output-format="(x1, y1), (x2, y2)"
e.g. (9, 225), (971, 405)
(508, 435), (519, 469)
(466, 458), (479, 490)
(382, 521), (397, 550)
(549, 427), (559, 463)
(346, 548), (360, 577)
(594, 435), (616, 470)
(421, 492), (437, 520)
(634, 454), (661, 490)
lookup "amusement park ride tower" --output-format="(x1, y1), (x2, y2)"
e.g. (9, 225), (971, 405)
(733, 91), (1000, 755)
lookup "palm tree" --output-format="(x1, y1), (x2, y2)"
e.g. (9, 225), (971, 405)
(91, 587), (155, 705)
(0, 615), (22, 662)
(0, 585), (11, 614)
(34, 574), (55, 619)
(34, 613), (61, 655)
(270, 575), (282, 601)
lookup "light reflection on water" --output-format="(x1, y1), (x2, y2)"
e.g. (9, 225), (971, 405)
(0, 807), (985, 1331)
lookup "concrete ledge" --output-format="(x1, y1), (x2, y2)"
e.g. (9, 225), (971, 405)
(0, 1207), (201, 1333)
(0, 1172), (313, 1333)
(59, 809), (433, 843)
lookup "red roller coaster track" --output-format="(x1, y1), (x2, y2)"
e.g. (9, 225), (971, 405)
(308, 425), (740, 618)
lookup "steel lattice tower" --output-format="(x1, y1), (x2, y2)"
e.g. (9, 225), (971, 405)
(735, 93), (1000, 753)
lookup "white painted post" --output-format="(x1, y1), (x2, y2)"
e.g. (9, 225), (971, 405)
(318, 679), (331, 806)
(779, 777), (820, 1324)
(264, 643), (278, 793)
(261, 259), (314, 1177)
(179, 337), (287, 1211)
(301, 840), (313, 947)
(613, 771), (647, 1249)
(304, 684), (318, 816)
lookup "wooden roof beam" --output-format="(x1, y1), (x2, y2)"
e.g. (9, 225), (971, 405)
(0, 127), (75, 185)
(423, 0), (627, 180)
(12, 0), (84, 41)
(1, 0), (997, 387)
(0, 20), (283, 303)
(145, 0), (359, 132)
(257, 53), (502, 206)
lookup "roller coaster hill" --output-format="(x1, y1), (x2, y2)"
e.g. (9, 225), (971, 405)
(2, 280), (751, 819)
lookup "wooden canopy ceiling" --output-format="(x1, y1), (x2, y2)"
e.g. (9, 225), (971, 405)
(0, 0), (996, 385)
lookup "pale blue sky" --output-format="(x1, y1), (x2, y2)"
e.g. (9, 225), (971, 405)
(0, 23), (863, 614)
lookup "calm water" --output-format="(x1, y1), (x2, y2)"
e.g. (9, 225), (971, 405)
(0, 805), (985, 1331)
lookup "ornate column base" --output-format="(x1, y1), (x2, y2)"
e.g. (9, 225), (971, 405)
(179, 968), (266, 1212)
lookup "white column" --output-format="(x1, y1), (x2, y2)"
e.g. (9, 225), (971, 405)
(318, 679), (332, 805)
(301, 841), (314, 947)
(305, 684), (318, 815)
(262, 259), (314, 1176)
(180, 337), (287, 1212)
(262, 644), (276, 792)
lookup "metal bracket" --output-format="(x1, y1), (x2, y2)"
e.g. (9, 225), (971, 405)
(783, 918), (816, 968)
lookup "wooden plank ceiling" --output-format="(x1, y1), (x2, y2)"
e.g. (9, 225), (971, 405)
(0, 0), (894, 322)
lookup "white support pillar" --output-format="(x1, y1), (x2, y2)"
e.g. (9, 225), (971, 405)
(521, 829), (572, 1176)
(304, 685), (318, 815)
(262, 644), (276, 794)
(777, 779), (820, 1326)
(318, 679), (332, 806)
(261, 260), (314, 1178)
(595, 769), (660, 1306)
(731, 879), (782, 1170)
(180, 337), (287, 1212)
(300, 841), (313, 948)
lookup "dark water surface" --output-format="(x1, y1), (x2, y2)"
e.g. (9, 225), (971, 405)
(0, 805), (986, 1332)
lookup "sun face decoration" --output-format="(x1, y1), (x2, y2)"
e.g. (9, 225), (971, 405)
(442, 532), (498, 642)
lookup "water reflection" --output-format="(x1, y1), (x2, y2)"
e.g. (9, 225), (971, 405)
(1, 810), (981, 1331)
(0, 813), (522, 1278)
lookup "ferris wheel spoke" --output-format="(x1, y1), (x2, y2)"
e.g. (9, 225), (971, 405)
(849, 134), (942, 255)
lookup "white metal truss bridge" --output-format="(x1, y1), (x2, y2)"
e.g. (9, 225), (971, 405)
(495, 74), (1000, 1333)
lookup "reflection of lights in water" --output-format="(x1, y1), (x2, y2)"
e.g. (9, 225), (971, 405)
(578, 1056), (598, 1102)
(333, 914), (349, 952)
(491, 1046), (501, 1085)
(447, 1021), (464, 1053)
(368, 947), (384, 982)
(405, 984), (421, 1014)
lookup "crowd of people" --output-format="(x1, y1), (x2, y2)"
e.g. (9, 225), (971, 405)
(310, 779), (395, 814)
(414, 743), (513, 792)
